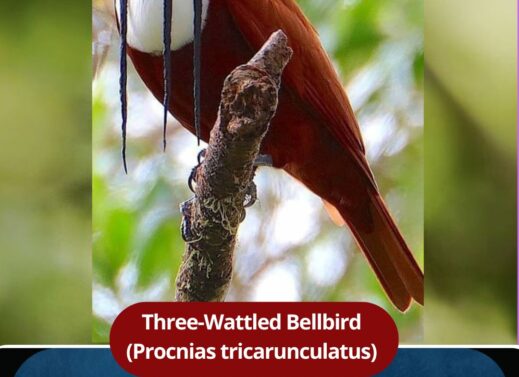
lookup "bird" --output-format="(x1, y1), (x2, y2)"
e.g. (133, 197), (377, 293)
(115, 0), (424, 312)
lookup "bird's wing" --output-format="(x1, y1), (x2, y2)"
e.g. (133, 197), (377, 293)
(226, 0), (376, 186)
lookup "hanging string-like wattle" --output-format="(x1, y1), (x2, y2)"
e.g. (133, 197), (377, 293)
(193, 0), (203, 145)
(119, 0), (129, 174)
(162, 0), (173, 151)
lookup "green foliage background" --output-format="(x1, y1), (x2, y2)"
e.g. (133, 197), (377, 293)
(425, 0), (517, 343)
(0, 0), (91, 343)
(0, 0), (515, 346)
(93, 0), (424, 342)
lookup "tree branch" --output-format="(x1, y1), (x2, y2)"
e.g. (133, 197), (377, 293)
(175, 31), (293, 302)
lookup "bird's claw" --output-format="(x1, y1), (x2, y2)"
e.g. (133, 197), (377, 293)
(254, 154), (273, 167)
(197, 149), (207, 165)
(188, 167), (198, 193)
(180, 199), (202, 243)
(188, 149), (260, 227)
(240, 182), (257, 222)
(188, 148), (207, 193)
(239, 176), (258, 224)
(243, 182), (257, 208)
(239, 209), (247, 223)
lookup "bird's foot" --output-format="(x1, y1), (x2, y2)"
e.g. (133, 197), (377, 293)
(188, 149), (207, 193)
(180, 198), (202, 243)
(239, 182), (258, 223)
(254, 154), (273, 167)
(243, 182), (257, 208)
(197, 149), (206, 164)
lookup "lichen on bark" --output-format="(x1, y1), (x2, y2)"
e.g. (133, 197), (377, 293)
(175, 31), (293, 302)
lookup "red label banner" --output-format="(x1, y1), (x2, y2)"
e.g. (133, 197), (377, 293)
(110, 302), (398, 376)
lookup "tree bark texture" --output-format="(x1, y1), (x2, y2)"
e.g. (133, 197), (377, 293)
(175, 31), (293, 302)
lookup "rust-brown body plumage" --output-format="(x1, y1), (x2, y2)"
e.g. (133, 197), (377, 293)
(125, 0), (424, 311)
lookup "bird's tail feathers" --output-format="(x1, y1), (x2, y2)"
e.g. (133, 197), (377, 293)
(332, 194), (424, 312)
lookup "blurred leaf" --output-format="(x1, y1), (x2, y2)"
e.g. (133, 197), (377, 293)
(92, 316), (112, 344)
(94, 208), (135, 286)
(135, 221), (178, 287)
(426, 0), (517, 156)
(0, 0), (91, 344)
